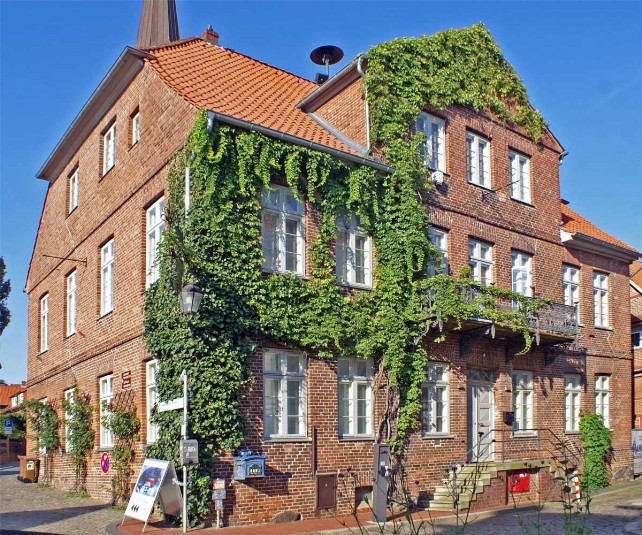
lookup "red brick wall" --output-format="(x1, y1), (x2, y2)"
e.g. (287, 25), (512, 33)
(315, 78), (368, 149)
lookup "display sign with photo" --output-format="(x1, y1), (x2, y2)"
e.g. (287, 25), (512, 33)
(124, 458), (181, 524)
(634, 429), (642, 475)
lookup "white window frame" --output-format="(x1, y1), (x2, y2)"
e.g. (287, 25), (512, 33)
(595, 375), (610, 428)
(64, 388), (75, 450)
(262, 350), (307, 439)
(40, 294), (48, 353)
(633, 330), (642, 349)
(131, 112), (140, 146)
(146, 360), (158, 444)
(416, 112), (446, 171)
(564, 374), (581, 433)
(100, 240), (114, 316)
(593, 272), (609, 327)
(69, 169), (79, 213)
(102, 123), (116, 176)
(466, 132), (491, 188)
(512, 371), (533, 433)
(509, 150), (530, 203)
(66, 271), (77, 336)
(511, 251), (533, 297)
(563, 265), (580, 316)
(421, 362), (450, 435)
(99, 375), (114, 448)
(337, 357), (373, 438)
(261, 186), (305, 276)
(146, 199), (165, 287)
(428, 228), (448, 276)
(336, 216), (372, 288)
(469, 239), (493, 286)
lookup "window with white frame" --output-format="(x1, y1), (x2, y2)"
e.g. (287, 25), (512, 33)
(466, 132), (490, 188)
(261, 186), (305, 276)
(421, 362), (449, 435)
(509, 151), (530, 203)
(66, 271), (77, 336)
(146, 199), (165, 287)
(64, 388), (75, 450)
(564, 374), (581, 432)
(428, 228), (448, 276)
(512, 371), (533, 433)
(69, 169), (79, 213)
(336, 216), (372, 288)
(338, 357), (373, 438)
(563, 265), (580, 315)
(593, 272), (609, 327)
(633, 330), (642, 349)
(131, 111), (140, 146)
(102, 123), (116, 175)
(469, 239), (493, 286)
(595, 375), (610, 428)
(263, 350), (306, 438)
(146, 360), (158, 443)
(99, 375), (114, 448)
(416, 112), (445, 171)
(100, 240), (114, 316)
(511, 251), (533, 297)
(40, 294), (48, 352)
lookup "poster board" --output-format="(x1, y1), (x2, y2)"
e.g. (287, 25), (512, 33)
(124, 459), (183, 529)
(633, 429), (642, 475)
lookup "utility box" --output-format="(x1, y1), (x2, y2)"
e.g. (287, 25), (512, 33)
(233, 450), (265, 481)
(509, 471), (530, 493)
(180, 439), (199, 466)
(372, 443), (391, 523)
(503, 411), (515, 426)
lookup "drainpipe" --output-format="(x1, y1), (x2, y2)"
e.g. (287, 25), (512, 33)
(356, 55), (370, 151)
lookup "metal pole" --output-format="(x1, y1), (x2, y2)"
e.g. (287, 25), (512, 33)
(182, 370), (188, 533)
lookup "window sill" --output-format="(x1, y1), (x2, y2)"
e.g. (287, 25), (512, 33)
(422, 434), (454, 440)
(128, 141), (139, 152)
(98, 310), (113, 320)
(339, 436), (375, 442)
(39, 349), (48, 355)
(261, 268), (306, 279)
(468, 181), (492, 191)
(593, 325), (613, 331)
(512, 431), (538, 438)
(66, 206), (78, 218)
(100, 166), (115, 180)
(337, 281), (373, 291)
(263, 437), (312, 443)
(510, 197), (534, 207)
(564, 431), (580, 436)
(97, 446), (114, 452)
(64, 332), (76, 340)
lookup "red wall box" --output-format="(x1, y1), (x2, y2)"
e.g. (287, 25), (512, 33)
(509, 472), (530, 493)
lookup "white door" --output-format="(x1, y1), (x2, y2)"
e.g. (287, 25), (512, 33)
(468, 369), (494, 462)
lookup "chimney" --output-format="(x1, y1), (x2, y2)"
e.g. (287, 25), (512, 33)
(136, 0), (180, 49)
(202, 24), (219, 45)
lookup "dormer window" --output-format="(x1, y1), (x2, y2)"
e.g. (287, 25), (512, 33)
(416, 113), (445, 172)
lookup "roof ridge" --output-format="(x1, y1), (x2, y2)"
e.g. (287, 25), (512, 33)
(137, 35), (201, 53)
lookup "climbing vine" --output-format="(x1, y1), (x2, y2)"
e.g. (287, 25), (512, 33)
(23, 398), (60, 484)
(144, 24), (550, 522)
(102, 402), (140, 505)
(579, 412), (612, 490)
(61, 386), (94, 495)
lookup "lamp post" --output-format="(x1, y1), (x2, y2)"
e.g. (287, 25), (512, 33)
(178, 281), (203, 533)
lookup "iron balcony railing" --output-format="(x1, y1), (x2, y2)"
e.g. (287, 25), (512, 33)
(426, 285), (578, 340)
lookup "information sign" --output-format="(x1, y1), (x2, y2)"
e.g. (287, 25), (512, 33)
(4, 419), (13, 436)
(633, 429), (642, 475)
(180, 439), (199, 466)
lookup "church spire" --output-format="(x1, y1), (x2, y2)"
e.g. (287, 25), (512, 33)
(135, 0), (180, 49)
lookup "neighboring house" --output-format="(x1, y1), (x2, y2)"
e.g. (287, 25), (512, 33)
(25, 0), (639, 525)
(631, 261), (642, 428)
(0, 384), (25, 411)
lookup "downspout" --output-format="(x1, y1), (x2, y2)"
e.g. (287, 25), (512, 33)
(356, 55), (370, 151)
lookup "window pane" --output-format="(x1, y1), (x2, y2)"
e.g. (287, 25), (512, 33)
(285, 218), (299, 272)
(286, 380), (301, 435)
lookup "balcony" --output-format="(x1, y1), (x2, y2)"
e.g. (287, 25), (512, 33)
(424, 282), (578, 351)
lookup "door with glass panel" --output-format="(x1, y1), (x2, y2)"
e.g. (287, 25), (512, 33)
(467, 368), (494, 462)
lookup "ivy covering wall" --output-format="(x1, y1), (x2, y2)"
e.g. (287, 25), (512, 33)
(144, 24), (548, 523)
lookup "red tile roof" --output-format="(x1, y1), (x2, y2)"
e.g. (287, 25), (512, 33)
(145, 38), (357, 154)
(561, 202), (638, 253)
(0, 385), (25, 408)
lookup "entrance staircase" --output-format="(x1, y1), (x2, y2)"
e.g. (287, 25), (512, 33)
(428, 462), (498, 511)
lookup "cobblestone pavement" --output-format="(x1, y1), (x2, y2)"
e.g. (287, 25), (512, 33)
(0, 462), (123, 534)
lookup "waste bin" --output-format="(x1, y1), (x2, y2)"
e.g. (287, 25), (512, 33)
(17, 455), (39, 483)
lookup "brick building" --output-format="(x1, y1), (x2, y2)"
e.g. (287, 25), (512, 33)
(631, 261), (642, 428)
(26, 0), (639, 526)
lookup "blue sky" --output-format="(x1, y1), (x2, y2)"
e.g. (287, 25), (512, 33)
(0, 1), (640, 384)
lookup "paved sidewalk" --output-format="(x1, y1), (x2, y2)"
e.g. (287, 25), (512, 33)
(0, 461), (123, 534)
(110, 479), (642, 535)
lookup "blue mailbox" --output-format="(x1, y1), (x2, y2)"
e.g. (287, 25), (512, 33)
(233, 450), (266, 481)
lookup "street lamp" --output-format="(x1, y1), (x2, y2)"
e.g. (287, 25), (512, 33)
(178, 280), (203, 533)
